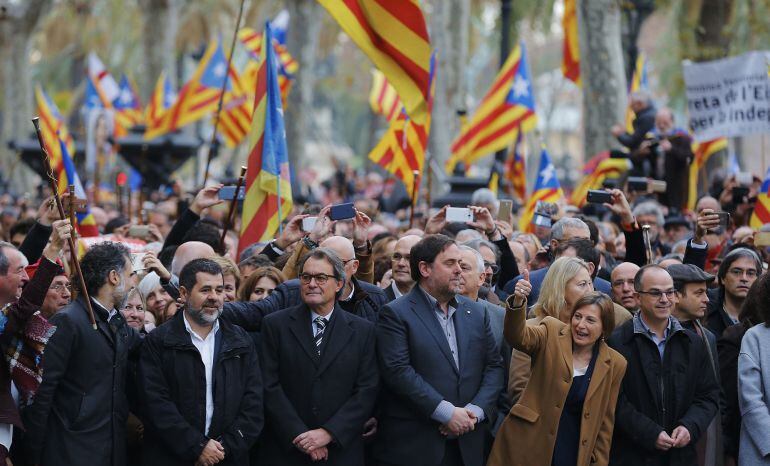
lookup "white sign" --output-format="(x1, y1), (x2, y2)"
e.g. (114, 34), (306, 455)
(683, 51), (770, 141)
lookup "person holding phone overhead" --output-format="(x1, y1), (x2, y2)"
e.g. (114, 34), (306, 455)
(488, 270), (627, 466)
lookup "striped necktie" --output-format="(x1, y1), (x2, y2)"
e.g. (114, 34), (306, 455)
(313, 316), (328, 355)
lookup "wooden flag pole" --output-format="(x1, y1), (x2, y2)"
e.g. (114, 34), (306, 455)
(409, 170), (419, 229)
(32, 118), (98, 330)
(220, 166), (247, 252)
(202, 0), (246, 186)
(68, 184), (78, 276)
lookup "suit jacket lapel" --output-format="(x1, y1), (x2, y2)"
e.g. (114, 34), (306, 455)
(317, 306), (353, 374)
(88, 298), (115, 348)
(585, 342), (612, 402)
(409, 289), (458, 374)
(288, 306), (320, 366)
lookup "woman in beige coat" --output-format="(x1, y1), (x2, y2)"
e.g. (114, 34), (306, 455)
(488, 274), (627, 466)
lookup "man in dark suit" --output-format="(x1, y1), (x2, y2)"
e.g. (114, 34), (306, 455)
(23, 242), (141, 466)
(383, 235), (422, 302)
(260, 247), (379, 465)
(375, 234), (504, 466)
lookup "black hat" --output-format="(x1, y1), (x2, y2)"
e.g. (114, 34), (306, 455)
(667, 263), (715, 285)
(664, 215), (691, 229)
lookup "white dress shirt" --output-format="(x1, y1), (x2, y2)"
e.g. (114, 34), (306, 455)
(183, 314), (220, 435)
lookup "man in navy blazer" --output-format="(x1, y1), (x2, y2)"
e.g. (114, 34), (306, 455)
(374, 234), (504, 466)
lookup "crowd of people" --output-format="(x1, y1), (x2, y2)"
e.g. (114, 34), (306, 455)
(0, 158), (769, 466)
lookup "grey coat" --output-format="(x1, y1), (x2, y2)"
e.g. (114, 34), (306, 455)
(738, 324), (770, 465)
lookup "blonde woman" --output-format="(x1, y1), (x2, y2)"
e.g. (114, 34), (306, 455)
(210, 255), (241, 302)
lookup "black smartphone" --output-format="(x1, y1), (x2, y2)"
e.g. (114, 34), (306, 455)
(627, 177), (648, 192)
(329, 202), (356, 221)
(586, 190), (612, 204)
(219, 186), (245, 201)
(732, 186), (750, 204)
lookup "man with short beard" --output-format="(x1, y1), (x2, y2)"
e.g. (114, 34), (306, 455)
(23, 241), (142, 466)
(139, 258), (263, 466)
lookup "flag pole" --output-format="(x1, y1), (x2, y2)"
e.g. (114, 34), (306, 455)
(68, 184), (78, 276)
(202, 0), (246, 186)
(409, 170), (419, 229)
(32, 118), (98, 331)
(221, 166), (247, 252)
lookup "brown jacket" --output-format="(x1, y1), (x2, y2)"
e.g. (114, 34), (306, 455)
(488, 300), (627, 466)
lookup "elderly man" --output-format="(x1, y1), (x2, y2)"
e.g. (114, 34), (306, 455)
(611, 262), (641, 312)
(612, 90), (656, 155)
(383, 235), (422, 302)
(259, 248), (378, 465)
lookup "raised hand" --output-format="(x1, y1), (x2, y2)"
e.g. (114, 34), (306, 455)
(308, 206), (335, 243)
(352, 210), (372, 249)
(467, 206), (495, 235)
(425, 205), (448, 234)
(43, 219), (72, 262)
(275, 214), (309, 249)
(191, 184), (225, 216)
(511, 269), (531, 308)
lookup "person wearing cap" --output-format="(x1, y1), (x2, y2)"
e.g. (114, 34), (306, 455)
(25, 258), (70, 320)
(663, 216), (692, 249)
(667, 263), (722, 466)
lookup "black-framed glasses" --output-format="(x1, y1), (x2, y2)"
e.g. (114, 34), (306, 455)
(637, 289), (676, 300)
(341, 258), (356, 266)
(484, 261), (500, 274)
(49, 283), (72, 292)
(299, 273), (336, 285)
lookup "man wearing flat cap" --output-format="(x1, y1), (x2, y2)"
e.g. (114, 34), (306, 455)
(668, 263), (721, 466)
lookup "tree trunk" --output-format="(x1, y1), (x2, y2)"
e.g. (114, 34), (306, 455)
(577, 0), (627, 160)
(139, 0), (181, 98)
(0, 0), (51, 192)
(679, 0), (735, 62)
(284, 0), (321, 193)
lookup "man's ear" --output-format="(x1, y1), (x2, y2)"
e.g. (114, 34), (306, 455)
(477, 273), (485, 288)
(178, 286), (188, 305)
(349, 259), (360, 276)
(586, 262), (596, 275)
(418, 261), (431, 280)
(108, 269), (120, 286)
(335, 279), (344, 293)
(549, 239), (559, 252)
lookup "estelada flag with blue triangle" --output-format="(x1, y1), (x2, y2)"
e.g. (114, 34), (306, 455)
(750, 167), (770, 228)
(238, 22), (293, 257)
(35, 86), (76, 179)
(57, 138), (99, 237)
(113, 75), (143, 137)
(519, 147), (564, 232)
(144, 39), (238, 140)
(145, 72), (176, 127)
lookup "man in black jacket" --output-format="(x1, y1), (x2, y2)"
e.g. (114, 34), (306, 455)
(608, 265), (720, 466)
(259, 248), (378, 465)
(611, 91), (656, 160)
(23, 241), (141, 466)
(705, 247), (762, 339)
(139, 258), (263, 466)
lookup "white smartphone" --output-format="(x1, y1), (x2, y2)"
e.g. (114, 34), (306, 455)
(446, 207), (473, 223)
(131, 253), (146, 273)
(302, 216), (318, 232)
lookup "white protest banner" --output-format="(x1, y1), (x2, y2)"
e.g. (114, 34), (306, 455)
(683, 51), (770, 142)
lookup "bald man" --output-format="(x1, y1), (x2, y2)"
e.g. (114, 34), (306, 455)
(384, 235), (422, 302)
(611, 262), (641, 311)
(147, 241), (217, 301)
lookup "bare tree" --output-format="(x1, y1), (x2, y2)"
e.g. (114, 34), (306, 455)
(0, 0), (51, 188)
(577, 0), (627, 159)
(284, 0), (321, 192)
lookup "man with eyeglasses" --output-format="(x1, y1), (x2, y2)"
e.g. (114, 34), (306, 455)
(705, 247), (763, 338)
(384, 235), (422, 302)
(608, 265), (719, 466)
(259, 248), (378, 465)
(24, 259), (70, 320)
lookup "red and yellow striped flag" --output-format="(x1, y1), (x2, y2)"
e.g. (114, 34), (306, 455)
(238, 27), (298, 106)
(688, 138), (728, 210)
(504, 129), (526, 200)
(369, 68), (403, 122)
(448, 43), (537, 171)
(318, 0), (432, 123)
(561, 0), (580, 85)
(35, 86), (76, 192)
(625, 54), (648, 133)
(145, 72), (176, 128)
(570, 152), (631, 207)
(750, 168), (770, 228)
(239, 23), (293, 257)
(217, 66), (254, 148)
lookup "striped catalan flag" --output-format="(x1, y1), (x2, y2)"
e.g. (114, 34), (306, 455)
(144, 40), (237, 140)
(504, 129), (526, 201)
(145, 72), (176, 128)
(368, 55), (435, 199)
(369, 68), (403, 121)
(688, 137), (728, 211)
(561, 0), (580, 85)
(318, 0), (432, 124)
(448, 42), (537, 171)
(113, 75), (143, 137)
(625, 53), (648, 133)
(239, 23), (293, 257)
(749, 167), (770, 228)
(35, 86), (76, 185)
(217, 66), (254, 148)
(519, 148), (563, 232)
(570, 152), (631, 207)
(57, 138), (99, 237)
(238, 27), (298, 106)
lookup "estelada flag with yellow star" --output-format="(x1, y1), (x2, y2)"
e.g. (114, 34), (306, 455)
(750, 167), (770, 228)
(368, 54), (435, 200)
(519, 147), (563, 232)
(239, 23), (293, 257)
(448, 42), (537, 171)
(318, 0), (432, 124)
(35, 86), (76, 188)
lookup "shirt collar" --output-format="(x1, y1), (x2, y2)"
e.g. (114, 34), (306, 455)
(418, 286), (458, 313)
(182, 312), (220, 342)
(633, 311), (684, 337)
(91, 297), (117, 320)
(311, 307), (334, 323)
(340, 282), (356, 302)
(390, 281), (403, 298)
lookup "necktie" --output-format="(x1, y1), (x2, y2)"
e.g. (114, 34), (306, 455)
(314, 316), (327, 355)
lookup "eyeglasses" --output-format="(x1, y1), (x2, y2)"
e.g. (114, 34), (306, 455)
(299, 273), (336, 285)
(392, 253), (410, 262)
(341, 258), (356, 265)
(637, 289), (676, 300)
(484, 261), (500, 274)
(49, 283), (72, 292)
(728, 268), (758, 278)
